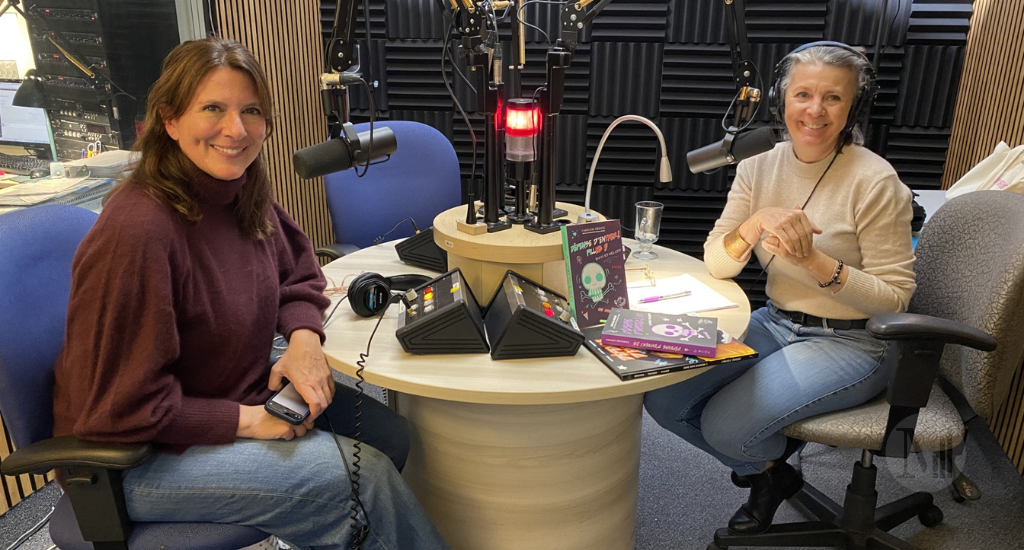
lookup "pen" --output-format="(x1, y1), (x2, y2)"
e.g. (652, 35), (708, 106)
(638, 291), (691, 304)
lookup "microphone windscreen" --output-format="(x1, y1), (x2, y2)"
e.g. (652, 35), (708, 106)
(293, 138), (354, 180)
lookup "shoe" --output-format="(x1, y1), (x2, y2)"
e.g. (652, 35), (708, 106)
(731, 471), (751, 488)
(728, 461), (804, 534)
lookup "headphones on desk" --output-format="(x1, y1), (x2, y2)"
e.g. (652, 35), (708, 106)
(767, 41), (878, 145)
(348, 272), (433, 317)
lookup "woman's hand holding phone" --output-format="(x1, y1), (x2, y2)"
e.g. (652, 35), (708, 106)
(237, 404), (314, 440)
(269, 329), (335, 420)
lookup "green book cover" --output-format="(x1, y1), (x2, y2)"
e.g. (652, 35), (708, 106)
(560, 220), (629, 328)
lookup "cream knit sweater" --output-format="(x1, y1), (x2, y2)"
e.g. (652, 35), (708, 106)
(704, 141), (916, 320)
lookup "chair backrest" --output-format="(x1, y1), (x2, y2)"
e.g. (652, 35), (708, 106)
(0, 205), (97, 449)
(909, 191), (1024, 418)
(323, 120), (462, 249)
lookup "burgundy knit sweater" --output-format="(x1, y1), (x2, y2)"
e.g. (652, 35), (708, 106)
(52, 170), (329, 448)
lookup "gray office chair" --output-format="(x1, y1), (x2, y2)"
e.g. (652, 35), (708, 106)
(710, 190), (1024, 550)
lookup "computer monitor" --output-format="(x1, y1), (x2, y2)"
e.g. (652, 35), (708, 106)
(0, 79), (54, 157)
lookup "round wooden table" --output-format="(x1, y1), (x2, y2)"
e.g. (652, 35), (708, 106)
(320, 240), (750, 550)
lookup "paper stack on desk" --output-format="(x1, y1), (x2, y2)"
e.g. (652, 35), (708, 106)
(0, 177), (110, 207)
(64, 149), (138, 178)
(627, 273), (737, 315)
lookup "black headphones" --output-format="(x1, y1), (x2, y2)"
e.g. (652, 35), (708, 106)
(348, 272), (433, 317)
(767, 41), (878, 144)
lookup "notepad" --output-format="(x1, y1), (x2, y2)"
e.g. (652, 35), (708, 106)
(627, 274), (737, 315)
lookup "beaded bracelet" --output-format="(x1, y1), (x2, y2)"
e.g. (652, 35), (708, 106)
(818, 259), (844, 288)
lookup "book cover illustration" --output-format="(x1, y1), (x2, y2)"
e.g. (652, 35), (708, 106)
(582, 326), (758, 381)
(560, 220), (629, 328)
(600, 308), (718, 357)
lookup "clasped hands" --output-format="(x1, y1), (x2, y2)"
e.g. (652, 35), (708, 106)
(238, 328), (335, 441)
(746, 207), (822, 266)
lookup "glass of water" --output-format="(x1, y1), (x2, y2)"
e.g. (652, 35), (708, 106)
(633, 201), (664, 260)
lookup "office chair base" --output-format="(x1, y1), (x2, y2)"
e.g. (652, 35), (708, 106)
(710, 523), (926, 549)
(711, 460), (940, 550)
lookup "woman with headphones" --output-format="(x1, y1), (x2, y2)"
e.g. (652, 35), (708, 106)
(644, 43), (916, 535)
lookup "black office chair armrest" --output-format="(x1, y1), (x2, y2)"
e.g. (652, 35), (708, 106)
(867, 313), (997, 351)
(869, 313), (996, 458)
(1, 435), (152, 477)
(314, 242), (361, 261)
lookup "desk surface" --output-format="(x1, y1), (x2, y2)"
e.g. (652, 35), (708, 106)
(320, 239), (751, 405)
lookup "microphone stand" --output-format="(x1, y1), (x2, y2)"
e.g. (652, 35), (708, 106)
(525, 0), (612, 234)
(453, 2), (510, 232)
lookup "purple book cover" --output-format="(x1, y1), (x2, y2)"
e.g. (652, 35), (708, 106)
(600, 308), (719, 357)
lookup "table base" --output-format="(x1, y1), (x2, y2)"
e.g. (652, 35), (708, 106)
(397, 393), (643, 550)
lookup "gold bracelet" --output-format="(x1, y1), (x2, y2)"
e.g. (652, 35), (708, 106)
(723, 230), (753, 261)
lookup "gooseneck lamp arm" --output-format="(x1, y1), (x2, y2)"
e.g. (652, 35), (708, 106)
(578, 115), (673, 224)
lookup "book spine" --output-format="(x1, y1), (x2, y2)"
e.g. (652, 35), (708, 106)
(560, 225), (577, 320)
(600, 334), (718, 357)
(620, 352), (752, 381)
(621, 362), (700, 381)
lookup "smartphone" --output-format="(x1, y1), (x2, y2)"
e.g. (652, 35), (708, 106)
(264, 381), (311, 425)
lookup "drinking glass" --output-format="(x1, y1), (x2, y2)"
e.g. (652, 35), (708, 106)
(633, 201), (663, 260)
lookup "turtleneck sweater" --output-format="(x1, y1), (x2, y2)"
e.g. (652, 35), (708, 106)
(704, 142), (916, 319)
(53, 169), (329, 449)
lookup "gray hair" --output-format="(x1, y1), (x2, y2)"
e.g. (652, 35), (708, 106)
(777, 45), (874, 149)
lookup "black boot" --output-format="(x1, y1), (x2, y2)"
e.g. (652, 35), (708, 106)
(730, 438), (804, 489)
(728, 461), (804, 534)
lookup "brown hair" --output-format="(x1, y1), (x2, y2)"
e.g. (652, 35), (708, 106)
(123, 36), (276, 238)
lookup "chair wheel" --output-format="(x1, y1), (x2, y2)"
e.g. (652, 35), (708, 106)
(918, 505), (943, 527)
(707, 543), (727, 550)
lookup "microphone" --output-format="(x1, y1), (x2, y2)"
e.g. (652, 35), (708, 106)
(686, 126), (777, 174)
(292, 126), (398, 179)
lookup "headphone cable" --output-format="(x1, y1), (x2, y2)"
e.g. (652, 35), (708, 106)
(320, 292), (402, 549)
(742, 150), (839, 296)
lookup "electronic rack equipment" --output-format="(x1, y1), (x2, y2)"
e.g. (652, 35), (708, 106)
(23, 0), (180, 160)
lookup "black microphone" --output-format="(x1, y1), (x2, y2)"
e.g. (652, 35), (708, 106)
(292, 126), (398, 179)
(686, 126), (778, 174)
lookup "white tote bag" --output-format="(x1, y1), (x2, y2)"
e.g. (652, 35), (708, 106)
(947, 141), (1024, 200)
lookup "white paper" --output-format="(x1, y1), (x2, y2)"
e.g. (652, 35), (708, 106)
(627, 273), (738, 315)
(0, 177), (92, 206)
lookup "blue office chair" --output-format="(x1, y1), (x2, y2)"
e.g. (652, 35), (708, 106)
(315, 120), (462, 260)
(0, 205), (269, 550)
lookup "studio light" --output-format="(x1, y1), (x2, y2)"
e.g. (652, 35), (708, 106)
(578, 115), (672, 224)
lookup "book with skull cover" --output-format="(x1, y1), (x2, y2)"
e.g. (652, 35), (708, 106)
(600, 308), (718, 357)
(560, 220), (629, 328)
(581, 325), (758, 381)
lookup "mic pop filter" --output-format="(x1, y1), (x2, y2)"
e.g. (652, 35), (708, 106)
(292, 126), (398, 179)
(293, 138), (353, 180)
(686, 126), (777, 174)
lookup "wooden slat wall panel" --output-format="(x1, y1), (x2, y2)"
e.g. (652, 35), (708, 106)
(943, 0), (1024, 189)
(214, 0), (335, 252)
(1, 417), (55, 516)
(943, 0), (1024, 477)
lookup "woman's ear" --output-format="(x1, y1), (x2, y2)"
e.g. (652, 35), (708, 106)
(162, 111), (179, 141)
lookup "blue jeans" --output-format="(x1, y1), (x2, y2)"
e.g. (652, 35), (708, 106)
(122, 382), (450, 550)
(644, 304), (894, 476)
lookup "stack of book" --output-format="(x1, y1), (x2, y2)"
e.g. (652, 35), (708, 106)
(583, 308), (758, 381)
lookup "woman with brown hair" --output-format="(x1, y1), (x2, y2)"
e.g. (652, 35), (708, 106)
(52, 37), (449, 550)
